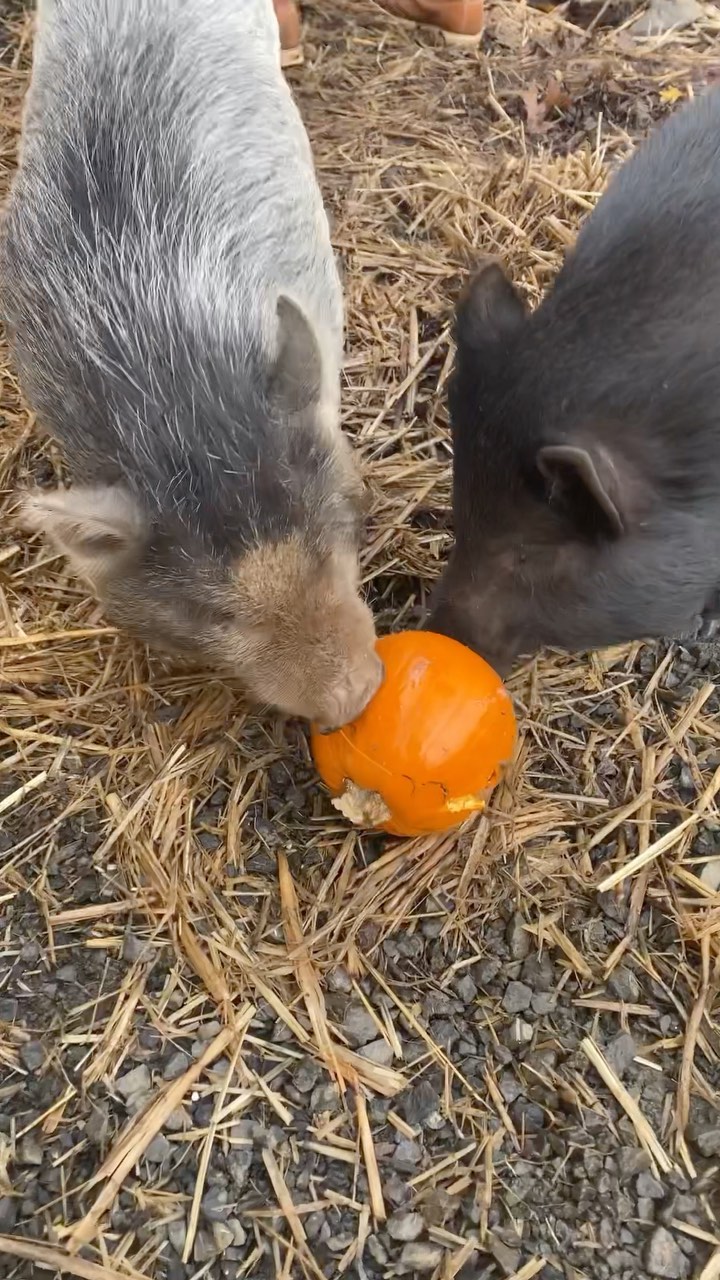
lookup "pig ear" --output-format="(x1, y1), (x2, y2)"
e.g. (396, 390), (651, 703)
(269, 296), (322, 414)
(536, 443), (633, 537)
(455, 261), (528, 351)
(19, 485), (147, 584)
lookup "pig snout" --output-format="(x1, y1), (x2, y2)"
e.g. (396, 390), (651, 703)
(315, 650), (385, 732)
(427, 562), (520, 678)
(294, 586), (384, 729)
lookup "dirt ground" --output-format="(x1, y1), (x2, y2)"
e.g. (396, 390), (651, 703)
(1, 2), (720, 1279)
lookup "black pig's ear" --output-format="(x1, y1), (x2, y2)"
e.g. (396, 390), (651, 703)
(537, 442), (640, 538)
(455, 261), (528, 352)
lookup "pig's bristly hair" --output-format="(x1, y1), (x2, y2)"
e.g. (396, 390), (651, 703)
(0, 0), (351, 554)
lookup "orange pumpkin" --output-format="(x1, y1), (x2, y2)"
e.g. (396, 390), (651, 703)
(310, 631), (516, 838)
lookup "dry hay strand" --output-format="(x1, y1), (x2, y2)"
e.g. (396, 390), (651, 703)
(2, 1), (720, 1274)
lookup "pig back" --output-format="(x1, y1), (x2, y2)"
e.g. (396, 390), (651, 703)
(543, 90), (720, 367)
(0, 0), (344, 484)
(530, 90), (720, 485)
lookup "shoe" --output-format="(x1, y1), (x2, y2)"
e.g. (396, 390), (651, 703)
(273, 0), (304, 68)
(373, 0), (484, 44)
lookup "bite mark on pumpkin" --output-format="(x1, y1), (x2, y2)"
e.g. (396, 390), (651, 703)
(331, 779), (392, 827)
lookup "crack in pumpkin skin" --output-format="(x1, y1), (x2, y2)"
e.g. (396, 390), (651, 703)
(332, 775), (487, 832)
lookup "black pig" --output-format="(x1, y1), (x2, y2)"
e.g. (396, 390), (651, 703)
(429, 90), (720, 673)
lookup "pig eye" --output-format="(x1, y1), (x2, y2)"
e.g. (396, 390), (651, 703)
(205, 604), (238, 627)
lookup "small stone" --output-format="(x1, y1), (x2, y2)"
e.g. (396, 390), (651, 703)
(400, 1242), (444, 1271)
(421, 915), (444, 939)
(630, 0), (702, 34)
(0, 1199), (17, 1232)
(327, 966), (353, 994)
(506, 914), (531, 961)
(403, 1080), (443, 1128)
(145, 1134), (172, 1164)
(212, 1222), (235, 1253)
(659, 1193), (696, 1227)
(122, 932), (155, 964)
(343, 1001), (379, 1046)
(305, 1212), (326, 1242)
(509, 1100), (545, 1133)
(384, 1173), (413, 1208)
(163, 1051), (191, 1081)
(424, 1108), (447, 1131)
(20, 940), (41, 963)
(604, 1032), (638, 1078)
(228, 1149), (253, 1191)
(194, 1229), (219, 1263)
(645, 1227), (690, 1278)
(197, 1020), (222, 1042)
(502, 981), (533, 1015)
(637, 1171), (666, 1200)
(497, 1074), (521, 1104)
(393, 1139), (422, 1173)
(598, 1217), (615, 1247)
(490, 1235), (522, 1274)
(693, 1127), (720, 1157)
(367, 1234), (389, 1265)
(328, 1231), (355, 1253)
(310, 1082), (341, 1115)
(226, 1218), (247, 1247)
(607, 965), (641, 1003)
(127, 1089), (153, 1115)
(475, 957), (502, 988)
(618, 1147), (651, 1181)
(117, 1064), (151, 1099)
(293, 1059), (321, 1094)
(387, 1211), (424, 1242)
(164, 1107), (189, 1133)
(201, 1187), (229, 1222)
(521, 952), (554, 992)
(168, 1219), (187, 1256)
(531, 992), (557, 1015)
(86, 1103), (110, 1145)
(359, 1038), (394, 1067)
(0, 998), (18, 1023)
(166, 1258), (187, 1280)
(56, 964), (77, 982)
(420, 1188), (459, 1228)
(455, 973), (478, 1004)
(506, 1017), (533, 1047)
(19, 1040), (45, 1073)
(19, 1134), (43, 1166)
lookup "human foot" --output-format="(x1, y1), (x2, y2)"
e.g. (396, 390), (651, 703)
(374, 0), (484, 44)
(273, 0), (303, 68)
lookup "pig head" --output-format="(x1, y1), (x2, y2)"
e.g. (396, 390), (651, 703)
(429, 259), (720, 673)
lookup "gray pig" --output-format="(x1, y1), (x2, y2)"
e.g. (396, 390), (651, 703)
(429, 90), (720, 674)
(1, 0), (382, 727)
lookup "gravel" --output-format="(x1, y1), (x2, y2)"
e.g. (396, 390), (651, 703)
(386, 1210), (425, 1242)
(645, 1227), (691, 1278)
(1, 7), (719, 1280)
(399, 1241), (445, 1271)
(18, 1041), (45, 1073)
